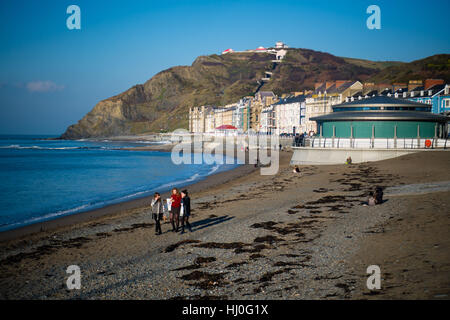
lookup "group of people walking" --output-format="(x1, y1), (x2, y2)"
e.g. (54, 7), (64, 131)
(150, 188), (192, 235)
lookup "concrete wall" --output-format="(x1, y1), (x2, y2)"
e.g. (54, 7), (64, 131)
(290, 147), (426, 165)
(310, 137), (449, 149)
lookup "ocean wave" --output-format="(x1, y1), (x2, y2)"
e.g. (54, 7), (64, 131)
(0, 145), (83, 150)
(0, 145), (117, 151)
(0, 203), (92, 232)
(208, 164), (221, 175)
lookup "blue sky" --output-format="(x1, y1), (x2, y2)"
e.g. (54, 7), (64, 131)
(0, 0), (449, 135)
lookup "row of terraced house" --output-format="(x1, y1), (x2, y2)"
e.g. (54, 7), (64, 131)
(189, 79), (450, 136)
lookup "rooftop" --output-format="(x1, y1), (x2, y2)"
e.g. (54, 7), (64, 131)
(311, 110), (449, 122)
(335, 95), (430, 109)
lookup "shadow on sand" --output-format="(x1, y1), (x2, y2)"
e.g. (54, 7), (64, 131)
(190, 215), (234, 232)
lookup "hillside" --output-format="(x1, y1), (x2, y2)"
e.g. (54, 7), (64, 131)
(61, 50), (450, 138)
(367, 54), (450, 83)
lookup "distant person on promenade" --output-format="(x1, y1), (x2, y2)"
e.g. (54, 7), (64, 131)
(300, 133), (305, 147)
(180, 189), (192, 234)
(151, 192), (165, 235)
(170, 188), (182, 232)
(293, 165), (300, 174)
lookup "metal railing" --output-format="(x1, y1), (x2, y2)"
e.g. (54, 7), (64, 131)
(306, 137), (448, 149)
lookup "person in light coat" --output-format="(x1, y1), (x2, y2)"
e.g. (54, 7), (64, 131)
(151, 192), (165, 235)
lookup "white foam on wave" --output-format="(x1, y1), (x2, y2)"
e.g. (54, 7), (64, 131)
(0, 203), (91, 232)
(208, 164), (221, 175)
(0, 144), (81, 150)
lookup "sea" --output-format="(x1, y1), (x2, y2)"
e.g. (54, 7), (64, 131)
(0, 135), (239, 232)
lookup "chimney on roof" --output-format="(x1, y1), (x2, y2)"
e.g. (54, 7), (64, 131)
(424, 79), (444, 90)
(403, 92), (407, 98)
(351, 97), (354, 102)
(358, 96), (362, 100)
(345, 97), (349, 102)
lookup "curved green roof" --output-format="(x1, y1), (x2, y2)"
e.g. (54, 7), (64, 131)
(311, 110), (449, 122)
(332, 95), (430, 109)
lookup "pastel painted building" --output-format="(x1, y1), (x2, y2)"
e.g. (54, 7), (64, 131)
(274, 95), (306, 135)
(407, 84), (450, 114)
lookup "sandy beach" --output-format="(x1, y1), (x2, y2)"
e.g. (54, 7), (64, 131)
(0, 150), (449, 300)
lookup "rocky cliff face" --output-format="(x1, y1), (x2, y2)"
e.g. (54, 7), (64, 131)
(61, 49), (449, 139)
(62, 52), (275, 138)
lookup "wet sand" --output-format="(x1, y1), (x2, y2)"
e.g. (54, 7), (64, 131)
(0, 150), (449, 299)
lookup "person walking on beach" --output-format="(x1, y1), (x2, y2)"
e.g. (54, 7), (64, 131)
(180, 189), (192, 234)
(170, 188), (182, 232)
(151, 192), (165, 235)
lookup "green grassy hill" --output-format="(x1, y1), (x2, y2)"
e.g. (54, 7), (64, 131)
(61, 50), (450, 138)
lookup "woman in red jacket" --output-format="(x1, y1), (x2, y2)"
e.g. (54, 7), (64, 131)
(170, 188), (182, 232)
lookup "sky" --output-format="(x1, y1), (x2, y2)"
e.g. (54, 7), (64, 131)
(0, 0), (449, 135)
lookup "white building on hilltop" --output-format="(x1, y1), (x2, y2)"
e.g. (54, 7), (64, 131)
(221, 42), (289, 60)
(275, 41), (289, 49)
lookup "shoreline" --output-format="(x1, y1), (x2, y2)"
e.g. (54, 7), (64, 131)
(0, 151), (449, 299)
(0, 146), (257, 242)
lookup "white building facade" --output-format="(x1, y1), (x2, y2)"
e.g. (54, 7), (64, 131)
(274, 95), (306, 135)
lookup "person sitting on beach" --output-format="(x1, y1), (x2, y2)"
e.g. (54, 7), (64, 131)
(151, 192), (165, 235)
(293, 165), (300, 174)
(170, 188), (182, 232)
(345, 156), (352, 165)
(374, 186), (384, 205)
(180, 189), (192, 234)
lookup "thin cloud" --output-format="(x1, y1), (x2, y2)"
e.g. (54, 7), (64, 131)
(26, 81), (65, 93)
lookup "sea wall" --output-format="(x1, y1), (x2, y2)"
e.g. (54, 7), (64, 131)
(290, 147), (427, 165)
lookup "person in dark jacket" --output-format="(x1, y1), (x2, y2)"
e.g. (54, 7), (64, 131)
(180, 189), (192, 234)
(374, 186), (384, 204)
(151, 192), (165, 235)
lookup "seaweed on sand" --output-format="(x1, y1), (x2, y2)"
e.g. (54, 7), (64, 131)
(179, 271), (229, 289)
(164, 239), (201, 253)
